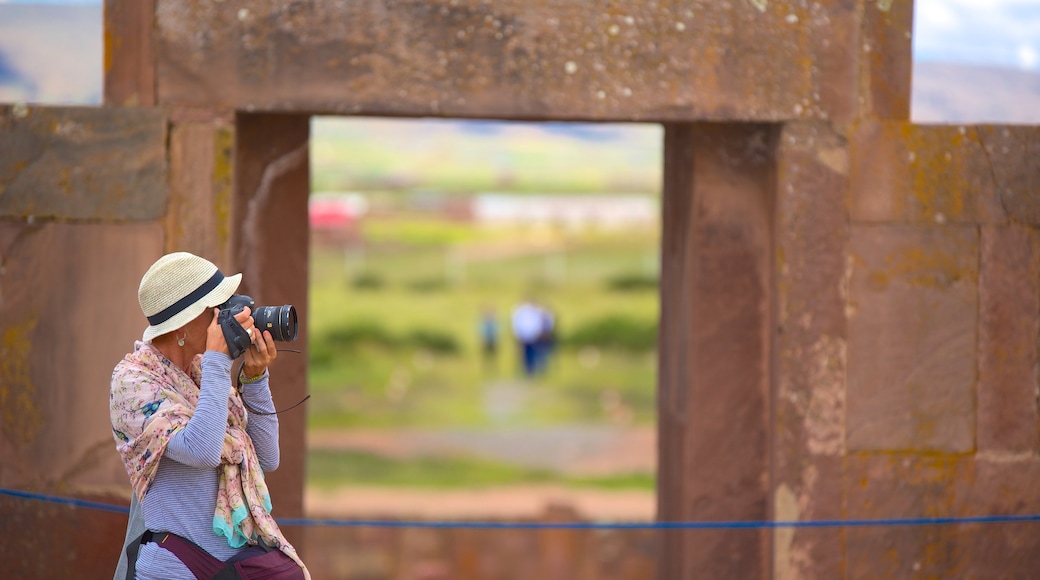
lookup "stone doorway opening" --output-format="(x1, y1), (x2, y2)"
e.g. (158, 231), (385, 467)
(302, 115), (663, 522)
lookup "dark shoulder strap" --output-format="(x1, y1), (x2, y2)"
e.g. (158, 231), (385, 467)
(124, 530), (152, 580)
(149, 531), (232, 579)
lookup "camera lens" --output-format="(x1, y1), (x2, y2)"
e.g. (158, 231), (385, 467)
(254, 305), (298, 342)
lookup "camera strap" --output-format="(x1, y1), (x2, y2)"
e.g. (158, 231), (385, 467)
(219, 315), (252, 359)
(234, 360), (311, 416)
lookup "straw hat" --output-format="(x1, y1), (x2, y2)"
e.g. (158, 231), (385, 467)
(138, 252), (242, 342)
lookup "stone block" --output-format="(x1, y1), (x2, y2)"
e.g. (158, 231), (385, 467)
(847, 225), (977, 453)
(0, 221), (163, 490)
(850, 121), (1005, 224)
(0, 105), (167, 221)
(978, 225), (1040, 454)
(975, 125), (1040, 225)
(846, 454), (1040, 579)
(845, 453), (973, 579)
(154, 0), (873, 121)
(954, 457), (1040, 576)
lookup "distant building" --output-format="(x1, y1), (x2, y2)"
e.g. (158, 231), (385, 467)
(309, 192), (369, 229)
(472, 193), (659, 230)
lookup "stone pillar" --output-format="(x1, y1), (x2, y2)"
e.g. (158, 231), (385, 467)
(658, 123), (776, 579)
(103, 0), (156, 107)
(772, 121), (850, 578)
(232, 113), (311, 532)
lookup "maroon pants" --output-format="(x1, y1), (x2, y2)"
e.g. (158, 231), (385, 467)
(148, 531), (304, 580)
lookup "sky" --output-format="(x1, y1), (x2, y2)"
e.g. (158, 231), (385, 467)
(2, 0), (1038, 72)
(915, 0), (1040, 70)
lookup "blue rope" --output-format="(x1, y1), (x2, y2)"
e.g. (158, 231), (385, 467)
(4, 487), (1040, 530)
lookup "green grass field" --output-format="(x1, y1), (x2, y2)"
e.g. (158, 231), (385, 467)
(307, 216), (660, 431)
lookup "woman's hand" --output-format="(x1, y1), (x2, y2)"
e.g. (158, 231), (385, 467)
(242, 326), (277, 379)
(205, 307), (257, 356)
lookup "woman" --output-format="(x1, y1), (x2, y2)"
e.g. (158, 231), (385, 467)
(110, 252), (309, 579)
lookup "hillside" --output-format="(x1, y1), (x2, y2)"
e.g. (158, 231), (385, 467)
(912, 61), (1040, 125)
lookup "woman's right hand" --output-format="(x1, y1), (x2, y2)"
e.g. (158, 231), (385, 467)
(206, 307), (256, 355)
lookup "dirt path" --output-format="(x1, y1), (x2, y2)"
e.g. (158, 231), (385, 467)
(307, 425), (656, 475)
(305, 426), (657, 520)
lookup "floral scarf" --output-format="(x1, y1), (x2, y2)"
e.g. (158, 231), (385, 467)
(110, 341), (309, 578)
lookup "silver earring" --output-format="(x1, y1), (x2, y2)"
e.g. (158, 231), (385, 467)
(177, 333), (185, 347)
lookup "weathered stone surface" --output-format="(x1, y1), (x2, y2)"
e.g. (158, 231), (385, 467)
(954, 457), (1040, 576)
(978, 225), (1040, 454)
(0, 491), (131, 579)
(847, 225), (977, 453)
(0, 105), (167, 221)
(846, 454), (1040, 579)
(167, 119), (235, 265)
(658, 123), (774, 579)
(301, 516), (656, 579)
(232, 113), (311, 524)
(850, 121), (1006, 224)
(773, 122), (849, 578)
(975, 125), (1040, 225)
(0, 221), (164, 490)
(104, 0), (156, 106)
(858, 0), (913, 120)
(154, 0), (899, 122)
(845, 453), (973, 579)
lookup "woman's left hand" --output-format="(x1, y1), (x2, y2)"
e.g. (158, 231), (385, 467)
(242, 328), (277, 379)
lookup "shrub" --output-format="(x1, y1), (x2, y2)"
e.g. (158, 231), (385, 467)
(405, 277), (448, 293)
(404, 328), (460, 354)
(310, 320), (461, 363)
(564, 315), (657, 353)
(351, 272), (386, 290)
(606, 272), (658, 292)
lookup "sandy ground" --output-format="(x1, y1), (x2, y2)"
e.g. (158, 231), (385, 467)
(305, 426), (657, 521)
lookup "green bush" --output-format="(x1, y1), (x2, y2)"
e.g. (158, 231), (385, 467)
(606, 272), (658, 292)
(405, 328), (460, 354)
(351, 272), (386, 290)
(564, 315), (657, 353)
(405, 277), (448, 293)
(310, 320), (461, 365)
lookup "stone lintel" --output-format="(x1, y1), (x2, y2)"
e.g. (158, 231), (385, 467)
(155, 0), (886, 122)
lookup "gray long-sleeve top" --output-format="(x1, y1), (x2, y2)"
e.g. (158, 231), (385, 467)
(133, 351), (279, 580)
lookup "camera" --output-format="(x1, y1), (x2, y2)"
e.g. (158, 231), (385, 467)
(217, 294), (297, 358)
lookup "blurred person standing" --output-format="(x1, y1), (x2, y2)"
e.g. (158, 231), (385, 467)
(511, 298), (543, 377)
(479, 305), (500, 371)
